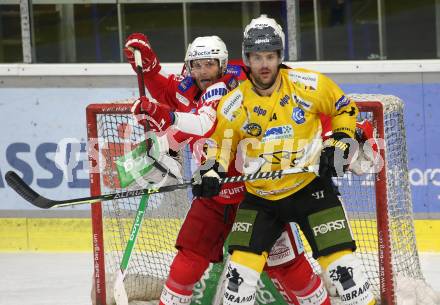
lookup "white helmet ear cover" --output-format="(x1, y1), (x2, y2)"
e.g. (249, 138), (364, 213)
(184, 36), (228, 74)
(242, 14), (285, 66)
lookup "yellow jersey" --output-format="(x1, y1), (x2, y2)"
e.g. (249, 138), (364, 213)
(210, 67), (358, 200)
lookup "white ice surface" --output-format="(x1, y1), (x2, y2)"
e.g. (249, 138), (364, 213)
(0, 252), (439, 305)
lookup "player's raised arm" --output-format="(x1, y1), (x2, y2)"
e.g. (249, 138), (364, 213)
(124, 33), (199, 111)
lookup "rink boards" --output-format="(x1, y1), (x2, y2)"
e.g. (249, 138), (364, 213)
(0, 217), (439, 252)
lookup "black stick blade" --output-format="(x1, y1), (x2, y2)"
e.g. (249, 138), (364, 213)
(5, 171), (54, 209)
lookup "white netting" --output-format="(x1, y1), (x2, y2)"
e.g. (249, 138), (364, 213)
(90, 106), (193, 305)
(88, 95), (437, 305)
(348, 95), (423, 295)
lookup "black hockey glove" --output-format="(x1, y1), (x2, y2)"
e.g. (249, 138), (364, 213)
(319, 132), (357, 177)
(192, 160), (226, 198)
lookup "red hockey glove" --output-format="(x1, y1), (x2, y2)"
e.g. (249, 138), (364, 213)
(355, 120), (375, 143)
(131, 96), (175, 132)
(349, 119), (379, 175)
(124, 33), (161, 76)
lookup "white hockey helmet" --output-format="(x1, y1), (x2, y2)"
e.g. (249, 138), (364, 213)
(184, 36), (228, 74)
(242, 14), (285, 66)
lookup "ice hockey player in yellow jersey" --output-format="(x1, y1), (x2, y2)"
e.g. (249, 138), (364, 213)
(192, 14), (376, 305)
(213, 66), (358, 200)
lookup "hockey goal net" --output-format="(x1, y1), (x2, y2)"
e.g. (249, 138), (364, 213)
(87, 94), (426, 305)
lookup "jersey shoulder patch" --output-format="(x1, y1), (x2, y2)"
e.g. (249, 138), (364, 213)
(177, 76), (194, 92)
(220, 88), (243, 121)
(201, 82), (228, 104)
(335, 95), (351, 111)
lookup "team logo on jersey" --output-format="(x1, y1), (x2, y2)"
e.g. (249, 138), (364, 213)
(253, 106), (267, 116)
(245, 123), (262, 136)
(279, 94), (290, 107)
(262, 125), (293, 143)
(293, 95), (312, 110)
(177, 76), (194, 92)
(292, 107), (305, 124)
(335, 95), (350, 111)
(288, 71), (318, 90)
(201, 82), (228, 103)
(221, 90), (243, 121)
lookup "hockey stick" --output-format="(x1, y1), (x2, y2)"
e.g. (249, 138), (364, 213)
(113, 194), (149, 305)
(113, 49), (151, 305)
(5, 165), (318, 209)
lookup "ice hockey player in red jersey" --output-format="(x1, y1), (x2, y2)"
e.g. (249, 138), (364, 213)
(125, 34), (332, 305)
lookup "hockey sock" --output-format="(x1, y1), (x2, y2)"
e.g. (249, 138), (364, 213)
(271, 253), (330, 305)
(159, 249), (210, 305)
(223, 250), (267, 305)
(232, 250), (268, 273)
(266, 267), (299, 305)
(319, 250), (376, 305)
